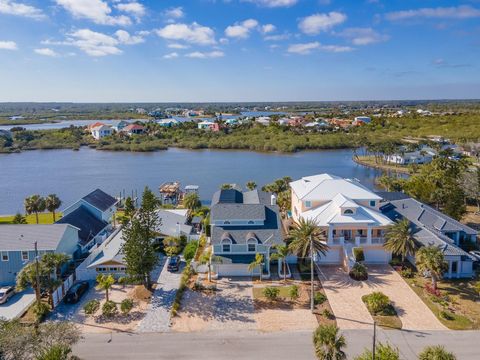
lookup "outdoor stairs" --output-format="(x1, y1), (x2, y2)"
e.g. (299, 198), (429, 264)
(341, 243), (356, 273)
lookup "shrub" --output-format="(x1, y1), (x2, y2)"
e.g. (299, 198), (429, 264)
(418, 345), (456, 360)
(322, 309), (334, 319)
(183, 240), (198, 261)
(289, 285), (300, 301)
(425, 283), (441, 297)
(102, 300), (117, 318)
(354, 342), (399, 360)
(389, 257), (403, 267)
(83, 299), (100, 315)
(263, 287), (280, 301)
(353, 247), (365, 262)
(349, 263), (368, 281)
(400, 268), (414, 278)
(440, 310), (455, 321)
(120, 299), (134, 314)
(314, 292), (327, 305)
(32, 301), (50, 322)
(362, 292), (390, 315)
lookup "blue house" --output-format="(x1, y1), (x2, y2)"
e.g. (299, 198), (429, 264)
(57, 189), (118, 252)
(0, 224), (79, 286)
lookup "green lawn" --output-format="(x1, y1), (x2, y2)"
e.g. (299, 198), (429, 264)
(0, 212), (62, 225)
(252, 286), (292, 300)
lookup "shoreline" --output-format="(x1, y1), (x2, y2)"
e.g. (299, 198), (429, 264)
(353, 155), (410, 174)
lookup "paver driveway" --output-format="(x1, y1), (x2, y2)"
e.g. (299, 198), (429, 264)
(317, 265), (446, 330)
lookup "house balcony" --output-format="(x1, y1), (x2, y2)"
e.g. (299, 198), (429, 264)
(213, 244), (270, 255)
(329, 236), (385, 246)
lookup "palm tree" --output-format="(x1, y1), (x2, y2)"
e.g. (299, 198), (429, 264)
(383, 219), (416, 263)
(247, 253), (264, 281)
(24, 195), (46, 224)
(415, 246), (448, 291)
(183, 192), (201, 215)
(45, 194), (62, 222)
(16, 262), (50, 302)
(96, 274), (115, 302)
(418, 345), (456, 360)
(199, 249), (222, 282)
(246, 181), (257, 191)
(271, 245), (290, 282)
(288, 218), (329, 311)
(312, 324), (346, 360)
(41, 253), (70, 280)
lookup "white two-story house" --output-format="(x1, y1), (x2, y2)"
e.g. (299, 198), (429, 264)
(290, 174), (394, 268)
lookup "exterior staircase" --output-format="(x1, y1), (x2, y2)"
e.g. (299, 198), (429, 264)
(341, 243), (356, 273)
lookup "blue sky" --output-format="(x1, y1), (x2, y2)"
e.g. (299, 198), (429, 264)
(0, 0), (479, 102)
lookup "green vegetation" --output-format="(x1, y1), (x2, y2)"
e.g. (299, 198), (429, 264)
(349, 263), (368, 281)
(362, 292), (403, 330)
(289, 285), (300, 301)
(252, 286), (296, 301)
(418, 345), (457, 360)
(0, 212), (61, 224)
(102, 300), (118, 318)
(120, 298), (134, 315)
(352, 247), (365, 262)
(314, 292), (327, 305)
(312, 324), (346, 360)
(383, 219), (416, 263)
(83, 300), (100, 315)
(354, 342), (399, 360)
(248, 253), (264, 281)
(183, 240), (199, 261)
(171, 261), (192, 317)
(262, 286), (280, 301)
(415, 246), (448, 291)
(271, 244), (291, 282)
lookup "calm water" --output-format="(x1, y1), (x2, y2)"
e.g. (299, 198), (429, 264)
(0, 147), (383, 214)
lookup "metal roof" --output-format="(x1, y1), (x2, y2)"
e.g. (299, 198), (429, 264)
(82, 189), (117, 212)
(56, 206), (108, 246)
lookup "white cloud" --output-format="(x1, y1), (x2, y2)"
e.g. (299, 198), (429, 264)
(338, 27), (389, 45)
(261, 24), (276, 34)
(287, 42), (319, 55)
(185, 50), (224, 59)
(167, 43), (189, 49)
(225, 19), (259, 39)
(264, 33), (290, 41)
(0, 40), (17, 50)
(164, 6), (184, 19)
(115, 29), (145, 44)
(299, 12), (347, 35)
(34, 48), (59, 57)
(55, 0), (132, 26)
(163, 52), (179, 59)
(386, 5), (480, 21)
(0, 0), (45, 20)
(243, 0), (298, 8)
(115, 2), (145, 19)
(156, 23), (216, 45)
(287, 41), (353, 54)
(67, 29), (123, 56)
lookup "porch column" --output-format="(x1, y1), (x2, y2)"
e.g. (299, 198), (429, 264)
(367, 227), (372, 244)
(328, 226), (333, 244)
(447, 260), (452, 278)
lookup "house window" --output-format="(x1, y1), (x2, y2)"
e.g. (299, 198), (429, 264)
(305, 201), (312, 208)
(247, 239), (257, 252)
(1, 252), (8, 262)
(224, 221), (231, 225)
(222, 244), (230, 252)
(344, 209), (354, 215)
(21, 251), (29, 261)
(370, 200), (376, 207)
(248, 220), (254, 225)
(451, 261), (458, 273)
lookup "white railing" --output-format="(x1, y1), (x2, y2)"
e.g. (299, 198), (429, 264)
(213, 244), (269, 254)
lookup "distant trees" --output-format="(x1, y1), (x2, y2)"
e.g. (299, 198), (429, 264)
(45, 194), (62, 222)
(246, 181), (257, 191)
(24, 194), (46, 224)
(12, 212), (27, 224)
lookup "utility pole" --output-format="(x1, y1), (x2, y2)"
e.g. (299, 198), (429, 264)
(372, 321), (377, 360)
(34, 241), (41, 303)
(310, 234), (314, 312)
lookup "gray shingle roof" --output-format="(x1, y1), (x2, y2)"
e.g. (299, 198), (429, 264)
(82, 189), (117, 212)
(211, 204), (266, 221)
(211, 189), (243, 205)
(56, 206), (108, 246)
(0, 224), (73, 251)
(155, 209), (192, 237)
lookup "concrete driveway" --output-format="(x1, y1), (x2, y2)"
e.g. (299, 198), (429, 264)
(317, 265), (446, 330)
(0, 289), (35, 320)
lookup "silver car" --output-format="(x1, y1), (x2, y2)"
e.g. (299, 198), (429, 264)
(0, 286), (15, 304)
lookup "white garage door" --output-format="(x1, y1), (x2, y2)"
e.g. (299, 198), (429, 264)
(364, 249), (391, 264)
(216, 264), (255, 277)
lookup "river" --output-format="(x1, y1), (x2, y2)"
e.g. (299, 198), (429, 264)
(0, 147), (385, 214)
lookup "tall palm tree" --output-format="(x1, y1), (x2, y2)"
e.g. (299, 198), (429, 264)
(41, 253), (70, 280)
(313, 324), (347, 360)
(199, 249), (222, 282)
(24, 195), (46, 224)
(96, 274), (115, 302)
(16, 262), (50, 302)
(183, 192), (201, 216)
(383, 219), (416, 263)
(45, 194), (62, 222)
(247, 253), (264, 282)
(246, 181), (257, 191)
(415, 246), (448, 290)
(271, 245), (290, 282)
(288, 218), (329, 312)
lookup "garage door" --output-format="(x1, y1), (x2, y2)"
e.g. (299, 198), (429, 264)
(216, 264), (255, 277)
(364, 249), (391, 263)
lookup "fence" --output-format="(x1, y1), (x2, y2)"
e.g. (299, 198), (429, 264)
(52, 273), (74, 308)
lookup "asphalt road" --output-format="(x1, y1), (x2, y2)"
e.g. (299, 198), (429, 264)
(73, 328), (480, 360)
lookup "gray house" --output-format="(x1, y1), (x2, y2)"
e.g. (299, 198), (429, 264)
(210, 189), (283, 277)
(0, 224), (80, 286)
(380, 192), (477, 278)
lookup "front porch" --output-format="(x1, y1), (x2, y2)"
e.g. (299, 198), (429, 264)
(326, 226), (386, 246)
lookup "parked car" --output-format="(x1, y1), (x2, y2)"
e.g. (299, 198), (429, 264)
(469, 251), (480, 261)
(167, 256), (180, 272)
(64, 281), (90, 304)
(0, 286), (15, 304)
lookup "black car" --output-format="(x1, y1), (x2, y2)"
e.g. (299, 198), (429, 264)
(167, 256), (180, 272)
(64, 281), (90, 304)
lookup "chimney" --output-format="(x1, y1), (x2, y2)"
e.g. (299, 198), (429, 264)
(271, 194), (277, 206)
(176, 222), (181, 235)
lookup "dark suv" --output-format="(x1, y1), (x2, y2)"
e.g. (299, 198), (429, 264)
(167, 256), (180, 272)
(64, 281), (90, 304)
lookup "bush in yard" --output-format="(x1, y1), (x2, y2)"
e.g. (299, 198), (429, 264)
(439, 310), (454, 321)
(263, 287), (280, 301)
(362, 292), (390, 315)
(353, 247), (365, 262)
(322, 309), (334, 319)
(425, 283), (442, 297)
(183, 240), (198, 261)
(418, 345), (456, 360)
(354, 343), (399, 360)
(349, 263), (368, 281)
(400, 267), (414, 278)
(312, 324), (346, 360)
(83, 299), (100, 315)
(289, 285), (299, 301)
(32, 301), (50, 322)
(314, 292), (327, 305)
(120, 299), (134, 314)
(102, 300), (117, 318)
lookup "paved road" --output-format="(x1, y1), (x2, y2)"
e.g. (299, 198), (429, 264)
(73, 329), (480, 360)
(136, 256), (182, 333)
(0, 289), (35, 320)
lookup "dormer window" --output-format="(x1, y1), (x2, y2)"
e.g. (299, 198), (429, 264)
(343, 209), (354, 215)
(247, 238), (257, 252)
(370, 200), (376, 207)
(222, 239), (231, 252)
(248, 220), (254, 224)
(305, 201), (312, 208)
(224, 221), (231, 225)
